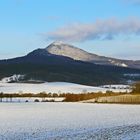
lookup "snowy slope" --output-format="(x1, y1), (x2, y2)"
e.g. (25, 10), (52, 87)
(0, 75), (131, 94)
(1, 74), (25, 83)
(0, 81), (130, 94)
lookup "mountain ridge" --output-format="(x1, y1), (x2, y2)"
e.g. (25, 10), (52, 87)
(0, 41), (140, 85)
(46, 41), (140, 69)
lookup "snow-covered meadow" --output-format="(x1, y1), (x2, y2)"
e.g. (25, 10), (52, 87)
(0, 75), (130, 94)
(0, 82), (105, 94)
(0, 103), (140, 139)
(0, 82), (130, 94)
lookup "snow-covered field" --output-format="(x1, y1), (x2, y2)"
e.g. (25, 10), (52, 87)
(0, 103), (140, 140)
(0, 75), (130, 94)
(0, 82), (130, 94)
(1, 97), (65, 102)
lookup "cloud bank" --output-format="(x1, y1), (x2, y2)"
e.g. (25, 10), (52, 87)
(46, 18), (140, 42)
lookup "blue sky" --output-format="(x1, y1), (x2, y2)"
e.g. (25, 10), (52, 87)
(0, 0), (140, 60)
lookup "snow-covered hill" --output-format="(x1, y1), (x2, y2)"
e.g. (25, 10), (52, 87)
(46, 41), (99, 61)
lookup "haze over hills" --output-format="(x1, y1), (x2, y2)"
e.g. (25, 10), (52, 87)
(47, 41), (140, 69)
(0, 41), (140, 86)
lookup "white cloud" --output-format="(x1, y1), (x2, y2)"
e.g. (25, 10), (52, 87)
(45, 18), (140, 42)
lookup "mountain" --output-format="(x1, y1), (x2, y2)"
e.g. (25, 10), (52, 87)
(0, 42), (140, 86)
(46, 41), (140, 69)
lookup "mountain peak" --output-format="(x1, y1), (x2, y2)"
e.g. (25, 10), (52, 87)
(46, 41), (74, 50)
(51, 41), (65, 46)
(46, 41), (96, 61)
